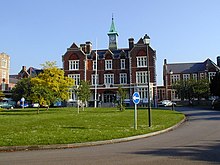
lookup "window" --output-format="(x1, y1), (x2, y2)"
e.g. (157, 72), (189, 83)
(137, 56), (147, 67)
(120, 59), (125, 69)
(1, 58), (7, 68)
(183, 74), (190, 81)
(104, 74), (114, 84)
(120, 73), (127, 84)
(68, 74), (80, 85)
(136, 71), (148, 84)
(138, 88), (148, 100)
(171, 74), (180, 83)
(91, 74), (99, 85)
(200, 73), (205, 79)
(2, 70), (6, 79)
(209, 72), (216, 81)
(93, 61), (97, 70)
(192, 74), (198, 80)
(69, 60), (79, 70)
(105, 60), (112, 70)
(2, 82), (5, 91)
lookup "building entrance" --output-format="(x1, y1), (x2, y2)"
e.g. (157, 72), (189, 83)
(103, 93), (116, 103)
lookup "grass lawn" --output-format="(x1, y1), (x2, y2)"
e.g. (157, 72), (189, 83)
(0, 107), (184, 147)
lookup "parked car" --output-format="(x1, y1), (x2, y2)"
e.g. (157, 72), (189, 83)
(158, 100), (176, 107)
(0, 102), (14, 109)
(211, 98), (220, 109)
(32, 103), (40, 108)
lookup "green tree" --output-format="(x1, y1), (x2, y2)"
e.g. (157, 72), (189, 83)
(172, 79), (193, 101)
(117, 86), (127, 111)
(11, 78), (32, 102)
(192, 78), (210, 101)
(210, 72), (220, 97)
(173, 78), (210, 104)
(30, 61), (74, 111)
(77, 80), (91, 111)
(0, 91), (4, 101)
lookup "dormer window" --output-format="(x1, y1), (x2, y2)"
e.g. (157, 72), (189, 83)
(137, 57), (147, 67)
(69, 60), (79, 70)
(120, 59), (125, 69)
(105, 60), (112, 70)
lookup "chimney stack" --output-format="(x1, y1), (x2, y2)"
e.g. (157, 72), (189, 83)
(85, 41), (92, 54)
(22, 66), (26, 71)
(217, 56), (220, 67)
(80, 44), (86, 53)
(128, 38), (134, 49)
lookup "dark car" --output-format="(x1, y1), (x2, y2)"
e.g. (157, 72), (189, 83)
(211, 98), (220, 110)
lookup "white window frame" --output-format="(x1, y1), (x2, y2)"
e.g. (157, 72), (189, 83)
(69, 60), (79, 70)
(208, 72), (216, 81)
(120, 59), (125, 69)
(183, 74), (190, 81)
(93, 60), (97, 70)
(136, 71), (148, 84)
(120, 73), (127, 84)
(192, 73), (198, 81)
(105, 60), (112, 70)
(171, 74), (180, 84)
(104, 74), (114, 85)
(137, 56), (147, 67)
(68, 74), (80, 85)
(200, 73), (205, 79)
(91, 74), (99, 85)
(138, 88), (148, 100)
(1, 58), (7, 68)
(2, 70), (6, 79)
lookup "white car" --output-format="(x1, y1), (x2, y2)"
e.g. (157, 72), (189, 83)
(158, 100), (176, 107)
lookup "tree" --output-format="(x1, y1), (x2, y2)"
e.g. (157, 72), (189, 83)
(30, 78), (54, 113)
(172, 79), (194, 101)
(210, 72), (220, 97)
(0, 91), (5, 101)
(117, 86), (127, 111)
(11, 78), (32, 102)
(30, 61), (74, 111)
(173, 78), (210, 104)
(76, 80), (91, 111)
(192, 78), (210, 101)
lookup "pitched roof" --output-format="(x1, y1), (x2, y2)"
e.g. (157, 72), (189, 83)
(166, 58), (220, 74)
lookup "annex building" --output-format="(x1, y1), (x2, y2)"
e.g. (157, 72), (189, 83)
(62, 18), (157, 107)
(158, 57), (220, 102)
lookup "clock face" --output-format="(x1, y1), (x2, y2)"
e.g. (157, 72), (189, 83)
(110, 35), (116, 41)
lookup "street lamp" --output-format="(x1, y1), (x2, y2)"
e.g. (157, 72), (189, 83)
(169, 70), (174, 110)
(143, 34), (151, 127)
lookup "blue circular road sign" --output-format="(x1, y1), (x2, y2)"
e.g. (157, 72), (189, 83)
(133, 92), (140, 104)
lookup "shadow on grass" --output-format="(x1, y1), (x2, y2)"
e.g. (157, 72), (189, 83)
(0, 109), (57, 115)
(62, 126), (87, 129)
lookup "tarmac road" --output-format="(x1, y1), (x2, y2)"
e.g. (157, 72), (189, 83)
(0, 107), (220, 165)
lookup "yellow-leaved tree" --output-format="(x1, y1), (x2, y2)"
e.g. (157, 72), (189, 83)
(30, 61), (74, 113)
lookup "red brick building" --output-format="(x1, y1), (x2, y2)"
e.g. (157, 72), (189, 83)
(157, 58), (220, 102)
(62, 18), (157, 106)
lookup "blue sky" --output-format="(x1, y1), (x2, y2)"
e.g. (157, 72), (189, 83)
(1, 0), (220, 85)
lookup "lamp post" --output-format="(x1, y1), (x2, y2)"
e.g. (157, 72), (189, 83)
(143, 34), (151, 127)
(169, 70), (174, 110)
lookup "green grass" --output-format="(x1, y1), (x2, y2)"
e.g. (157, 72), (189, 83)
(0, 107), (184, 146)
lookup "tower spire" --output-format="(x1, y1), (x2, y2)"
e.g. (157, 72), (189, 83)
(108, 14), (118, 50)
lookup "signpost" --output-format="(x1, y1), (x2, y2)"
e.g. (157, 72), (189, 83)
(133, 92), (140, 130)
(21, 97), (25, 109)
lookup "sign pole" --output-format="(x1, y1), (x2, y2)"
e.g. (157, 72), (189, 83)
(134, 104), (137, 130)
(133, 92), (140, 130)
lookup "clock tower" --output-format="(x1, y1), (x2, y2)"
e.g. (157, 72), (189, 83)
(108, 16), (118, 50)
